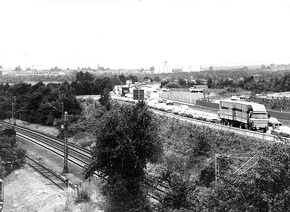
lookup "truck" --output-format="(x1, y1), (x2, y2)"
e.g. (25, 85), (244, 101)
(219, 100), (269, 132)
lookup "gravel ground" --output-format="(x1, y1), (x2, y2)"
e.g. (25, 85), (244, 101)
(7, 120), (106, 211)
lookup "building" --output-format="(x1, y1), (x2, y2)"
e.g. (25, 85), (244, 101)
(154, 61), (172, 73)
(172, 68), (182, 73)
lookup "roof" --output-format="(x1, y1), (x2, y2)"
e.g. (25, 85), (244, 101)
(221, 100), (267, 112)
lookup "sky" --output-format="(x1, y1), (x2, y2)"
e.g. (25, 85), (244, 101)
(0, 0), (290, 71)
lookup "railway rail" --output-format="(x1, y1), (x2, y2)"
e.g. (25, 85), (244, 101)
(0, 120), (169, 200)
(26, 155), (77, 190)
(1, 97), (288, 203)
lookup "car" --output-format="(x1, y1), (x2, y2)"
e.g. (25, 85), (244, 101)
(272, 126), (290, 137)
(158, 98), (164, 103)
(268, 117), (283, 129)
(163, 105), (174, 113)
(166, 100), (173, 105)
(184, 109), (195, 118)
(161, 88), (170, 92)
(171, 106), (181, 114)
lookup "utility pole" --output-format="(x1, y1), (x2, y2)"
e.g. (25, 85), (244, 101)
(61, 102), (64, 118)
(11, 96), (16, 129)
(63, 111), (69, 173)
(215, 154), (220, 187)
(0, 159), (3, 212)
(0, 178), (3, 212)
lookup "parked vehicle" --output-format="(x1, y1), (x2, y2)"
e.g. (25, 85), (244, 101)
(272, 126), (290, 137)
(171, 106), (182, 115)
(219, 100), (269, 132)
(161, 88), (170, 92)
(178, 105), (189, 116)
(184, 109), (195, 118)
(268, 117), (283, 129)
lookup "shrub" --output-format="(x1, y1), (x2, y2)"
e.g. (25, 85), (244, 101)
(75, 189), (90, 203)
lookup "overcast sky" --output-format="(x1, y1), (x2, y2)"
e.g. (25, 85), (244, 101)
(1, 0), (290, 70)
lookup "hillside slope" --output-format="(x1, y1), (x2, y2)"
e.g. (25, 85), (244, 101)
(4, 167), (66, 212)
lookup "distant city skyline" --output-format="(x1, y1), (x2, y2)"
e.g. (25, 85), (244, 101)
(1, 0), (290, 71)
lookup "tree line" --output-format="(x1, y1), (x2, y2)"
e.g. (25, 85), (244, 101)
(159, 69), (290, 95)
(0, 71), (141, 126)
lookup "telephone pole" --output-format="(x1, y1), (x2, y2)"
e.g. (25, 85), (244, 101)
(0, 159), (4, 212)
(215, 154), (220, 187)
(63, 111), (69, 173)
(11, 96), (16, 129)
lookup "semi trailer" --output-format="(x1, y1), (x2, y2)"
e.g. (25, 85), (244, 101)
(219, 100), (269, 132)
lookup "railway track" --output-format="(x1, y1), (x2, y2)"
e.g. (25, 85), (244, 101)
(0, 121), (169, 200)
(26, 155), (77, 190)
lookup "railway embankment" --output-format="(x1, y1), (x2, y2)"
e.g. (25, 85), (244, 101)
(4, 120), (105, 212)
(4, 167), (66, 212)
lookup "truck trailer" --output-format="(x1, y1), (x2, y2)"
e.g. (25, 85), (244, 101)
(219, 100), (269, 132)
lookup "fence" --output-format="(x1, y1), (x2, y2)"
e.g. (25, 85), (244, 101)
(195, 100), (219, 111)
(159, 93), (199, 104)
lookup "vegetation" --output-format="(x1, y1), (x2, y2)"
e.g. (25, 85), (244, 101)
(249, 95), (290, 112)
(84, 101), (163, 212)
(148, 117), (270, 211)
(208, 142), (290, 211)
(0, 71), (139, 127)
(4, 68), (290, 211)
(75, 189), (90, 204)
(0, 129), (26, 177)
(0, 81), (81, 125)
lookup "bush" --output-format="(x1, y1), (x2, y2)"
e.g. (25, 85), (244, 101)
(199, 166), (215, 187)
(166, 82), (181, 88)
(0, 134), (26, 176)
(75, 189), (90, 203)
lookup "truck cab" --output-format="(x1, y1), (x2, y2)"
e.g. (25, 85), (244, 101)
(249, 111), (269, 132)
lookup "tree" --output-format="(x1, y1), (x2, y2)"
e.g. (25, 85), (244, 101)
(209, 143), (290, 211)
(166, 82), (181, 88)
(0, 134), (26, 176)
(119, 74), (126, 85)
(143, 76), (149, 82)
(153, 76), (160, 82)
(178, 79), (187, 87)
(260, 64), (266, 70)
(76, 71), (94, 82)
(84, 102), (163, 211)
(207, 77), (213, 88)
(99, 87), (111, 110)
(127, 74), (138, 84)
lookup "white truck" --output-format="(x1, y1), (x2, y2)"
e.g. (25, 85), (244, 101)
(219, 100), (269, 132)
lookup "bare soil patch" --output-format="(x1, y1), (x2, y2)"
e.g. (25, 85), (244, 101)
(6, 119), (106, 211)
